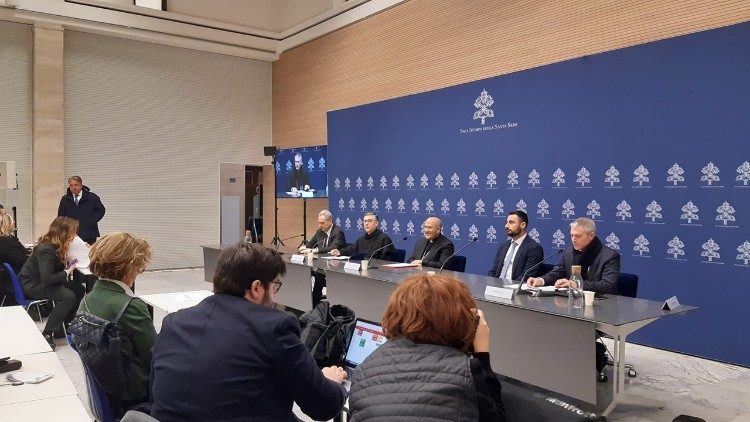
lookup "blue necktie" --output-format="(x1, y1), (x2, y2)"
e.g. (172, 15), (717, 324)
(499, 241), (517, 280)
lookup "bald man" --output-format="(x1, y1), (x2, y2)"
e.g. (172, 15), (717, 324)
(408, 217), (455, 269)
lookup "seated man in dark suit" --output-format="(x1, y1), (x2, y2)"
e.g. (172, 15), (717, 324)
(299, 209), (347, 307)
(488, 210), (544, 282)
(150, 243), (347, 422)
(527, 217), (620, 380)
(330, 212), (394, 260)
(526, 217), (620, 294)
(408, 216), (454, 269)
(299, 209), (346, 255)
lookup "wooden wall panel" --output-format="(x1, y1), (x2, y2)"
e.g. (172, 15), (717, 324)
(267, 0), (750, 246)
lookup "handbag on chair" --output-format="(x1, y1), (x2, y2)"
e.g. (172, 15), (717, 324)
(68, 297), (133, 396)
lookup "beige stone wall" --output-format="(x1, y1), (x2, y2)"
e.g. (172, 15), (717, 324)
(32, 24), (65, 238)
(267, 0), (750, 245)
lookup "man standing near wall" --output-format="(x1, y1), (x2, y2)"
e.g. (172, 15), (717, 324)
(58, 176), (105, 245)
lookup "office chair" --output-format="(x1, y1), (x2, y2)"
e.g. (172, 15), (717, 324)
(3, 263), (49, 321)
(450, 255), (467, 272)
(391, 248), (406, 263)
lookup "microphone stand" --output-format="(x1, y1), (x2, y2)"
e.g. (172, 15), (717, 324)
(512, 249), (564, 299)
(270, 154), (284, 250)
(438, 237), (477, 274)
(366, 236), (408, 269)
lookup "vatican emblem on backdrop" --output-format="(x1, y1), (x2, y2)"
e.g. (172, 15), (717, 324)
(473, 89), (494, 125)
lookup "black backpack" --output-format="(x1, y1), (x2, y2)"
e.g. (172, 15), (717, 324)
(68, 297), (133, 397)
(299, 301), (356, 367)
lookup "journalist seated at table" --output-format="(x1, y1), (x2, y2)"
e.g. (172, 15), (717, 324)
(19, 217), (85, 349)
(330, 212), (394, 260)
(0, 213), (28, 305)
(526, 217), (620, 294)
(78, 232), (155, 416)
(150, 243), (347, 422)
(408, 216), (454, 269)
(349, 273), (505, 422)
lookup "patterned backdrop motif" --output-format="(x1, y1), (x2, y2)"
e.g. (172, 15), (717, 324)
(327, 22), (750, 366)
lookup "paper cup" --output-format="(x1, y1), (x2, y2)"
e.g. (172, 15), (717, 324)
(584, 291), (595, 306)
(307, 251), (314, 262)
(361, 259), (369, 270)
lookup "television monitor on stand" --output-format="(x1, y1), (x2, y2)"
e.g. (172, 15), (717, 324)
(275, 146), (328, 198)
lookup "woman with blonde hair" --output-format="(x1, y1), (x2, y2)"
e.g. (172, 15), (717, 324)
(19, 217), (84, 348)
(348, 273), (505, 422)
(0, 213), (28, 304)
(79, 231), (155, 416)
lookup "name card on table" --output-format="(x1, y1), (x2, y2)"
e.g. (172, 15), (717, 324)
(290, 254), (305, 264)
(662, 296), (681, 311)
(344, 262), (361, 272)
(484, 285), (515, 301)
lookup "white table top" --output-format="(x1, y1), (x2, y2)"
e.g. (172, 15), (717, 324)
(140, 290), (213, 313)
(0, 395), (90, 421)
(0, 352), (78, 406)
(0, 306), (52, 357)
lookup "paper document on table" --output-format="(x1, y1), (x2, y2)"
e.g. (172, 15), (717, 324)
(7, 372), (54, 384)
(505, 284), (561, 293)
(381, 263), (419, 268)
(320, 256), (350, 260)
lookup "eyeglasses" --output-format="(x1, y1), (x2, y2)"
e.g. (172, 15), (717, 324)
(269, 279), (283, 293)
(363, 219), (376, 223)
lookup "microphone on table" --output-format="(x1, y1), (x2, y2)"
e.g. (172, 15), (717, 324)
(438, 237), (477, 274)
(366, 236), (408, 269)
(513, 249), (564, 299)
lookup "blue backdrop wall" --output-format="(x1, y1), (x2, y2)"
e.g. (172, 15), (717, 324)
(327, 22), (750, 366)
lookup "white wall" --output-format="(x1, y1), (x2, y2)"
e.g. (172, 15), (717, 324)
(64, 31), (271, 269)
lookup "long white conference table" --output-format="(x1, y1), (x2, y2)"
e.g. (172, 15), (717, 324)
(0, 306), (90, 421)
(280, 255), (696, 416)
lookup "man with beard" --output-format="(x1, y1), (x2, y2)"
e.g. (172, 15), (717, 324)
(150, 243), (347, 421)
(488, 210), (544, 282)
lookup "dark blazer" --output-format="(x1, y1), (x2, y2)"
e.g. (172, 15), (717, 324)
(541, 243), (620, 294)
(488, 236), (544, 281)
(150, 294), (346, 422)
(408, 233), (455, 269)
(305, 224), (346, 254)
(18, 243), (67, 291)
(58, 185), (106, 243)
(0, 235), (28, 294)
(287, 168), (310, 190)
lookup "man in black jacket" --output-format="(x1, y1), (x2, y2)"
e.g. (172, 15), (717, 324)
(300, 210), (347, 307)
(151, 243), (347, 421)
(487, 210), (544, 282)
(330, 212), (394, 260)
(299, 210), (346, 255)
(526, 217), (620, 294)
(408, 217), (454, 269)
(57, 176), (105, 245)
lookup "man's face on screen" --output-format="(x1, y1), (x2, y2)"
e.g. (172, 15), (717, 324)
(294, 155), (303, 170)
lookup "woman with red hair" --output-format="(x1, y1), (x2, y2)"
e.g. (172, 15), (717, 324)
(348, 273), (505, 421)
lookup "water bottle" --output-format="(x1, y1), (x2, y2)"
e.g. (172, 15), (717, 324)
(569, 265), (584, 308)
